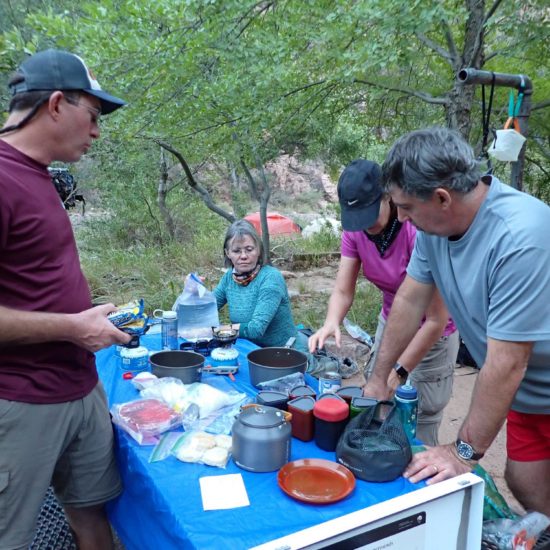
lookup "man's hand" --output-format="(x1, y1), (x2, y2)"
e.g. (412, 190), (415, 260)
(387, 369), (402, 393)
(69, 303), (132, 352)
(308, 322), (341, 353)
(403, 444), (474, 485)
(362, 376), (394, 401)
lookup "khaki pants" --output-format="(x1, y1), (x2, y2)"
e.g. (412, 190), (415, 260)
(0, 383), (122, 550)
(365, 313), (460, 446)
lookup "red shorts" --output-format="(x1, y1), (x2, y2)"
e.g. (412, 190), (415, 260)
(507, 410), (550, 461)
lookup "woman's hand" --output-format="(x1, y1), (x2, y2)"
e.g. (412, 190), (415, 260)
(308, 322), (341, 353)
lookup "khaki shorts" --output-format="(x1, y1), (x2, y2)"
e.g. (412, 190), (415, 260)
(0, 383), (122, 550)
(365, 313), (460, 446)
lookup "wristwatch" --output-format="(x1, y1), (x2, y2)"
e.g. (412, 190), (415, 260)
(394, 362), (409, 383)
(455, 438), (484, 461)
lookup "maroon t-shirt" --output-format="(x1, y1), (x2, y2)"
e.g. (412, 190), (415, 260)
(0, 140), (97, 403)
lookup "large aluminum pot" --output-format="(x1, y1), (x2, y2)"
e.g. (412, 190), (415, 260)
(247, 347), (307, 387)
(232, 404), (292, 472)
(149, 350), (203, 384)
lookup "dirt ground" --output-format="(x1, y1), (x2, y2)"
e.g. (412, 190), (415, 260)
(284, 262), (524, 515)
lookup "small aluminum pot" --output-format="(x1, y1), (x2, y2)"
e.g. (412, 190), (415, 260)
(149, 350), (203, 384)
(232, 404), (292, 472)
(247, 347), (307, 387)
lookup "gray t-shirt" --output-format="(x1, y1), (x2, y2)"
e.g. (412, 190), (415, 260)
(407, 176), (550, 413)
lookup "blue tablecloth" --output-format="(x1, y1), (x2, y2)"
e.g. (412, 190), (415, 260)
(96, 334), (423, 550)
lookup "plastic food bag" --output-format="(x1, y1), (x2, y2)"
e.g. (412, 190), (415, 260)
(172, 273), (219, 340)
(171, 431), (233, 468)
(482, 511), (550, 549)
(182, 397), (252, 435)
(343, 317), (374, 347)
(140, 379), (246, 419)
(473, 464), (518, 521)
(149, 431), (184, 463)
(256, 372), (306, 395)
(131, 371), (160, 391)
(111, 398), (182, 445)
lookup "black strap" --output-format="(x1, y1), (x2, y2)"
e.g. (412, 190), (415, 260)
(0, 96), (50, 135)
(480, 72), (496, 174)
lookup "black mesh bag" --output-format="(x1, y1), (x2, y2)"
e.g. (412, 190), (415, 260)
(336, 400), (412, 482)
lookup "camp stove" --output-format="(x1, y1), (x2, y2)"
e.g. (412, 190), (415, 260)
(205, 327), (240, 375)
(179, 338), (215, 356)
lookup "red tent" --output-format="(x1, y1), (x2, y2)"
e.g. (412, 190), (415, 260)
(244, 212), (301, 236)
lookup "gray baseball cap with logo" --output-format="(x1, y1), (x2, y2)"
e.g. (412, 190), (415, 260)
(338, 159), (383, 231)
(9, 49), (126, 114)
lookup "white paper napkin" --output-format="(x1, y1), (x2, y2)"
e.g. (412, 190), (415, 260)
(199, 473), (250, 510)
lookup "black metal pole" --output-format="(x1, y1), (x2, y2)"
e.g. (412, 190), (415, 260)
(457, 68), (533, 190)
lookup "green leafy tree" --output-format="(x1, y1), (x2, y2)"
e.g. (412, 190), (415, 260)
(1, 0), (548, 203)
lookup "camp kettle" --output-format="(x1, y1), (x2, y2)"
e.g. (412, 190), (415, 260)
(232, 404), (292, 472)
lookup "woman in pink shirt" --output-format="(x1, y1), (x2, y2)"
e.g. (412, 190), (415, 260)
(309, 159), (459, 445)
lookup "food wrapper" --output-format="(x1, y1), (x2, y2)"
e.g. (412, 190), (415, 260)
(108, 299), (149, 336)
(111, 398), (182, 445)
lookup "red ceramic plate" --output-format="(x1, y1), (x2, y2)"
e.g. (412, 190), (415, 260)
(278, 458), (355, 504)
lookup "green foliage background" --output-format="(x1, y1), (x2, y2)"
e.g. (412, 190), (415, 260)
(1, 0), (549, 334)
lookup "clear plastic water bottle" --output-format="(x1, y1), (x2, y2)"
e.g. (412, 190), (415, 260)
(161, 310), (179, 350)
(395, 384), (418, 443)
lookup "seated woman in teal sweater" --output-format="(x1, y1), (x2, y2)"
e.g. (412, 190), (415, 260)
(213, 219), (308, 353)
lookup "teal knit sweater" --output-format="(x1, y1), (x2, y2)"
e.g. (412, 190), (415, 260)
(213, 265), (298, 348)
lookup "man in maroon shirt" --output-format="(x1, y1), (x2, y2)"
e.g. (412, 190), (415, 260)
(0, 49), (130, 550)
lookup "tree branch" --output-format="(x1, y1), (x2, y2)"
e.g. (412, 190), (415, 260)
(157, 148), (176, 239)
(282, 80), (328, 98)
(230, 1), (275, 40)
(153, 139), (236, 223)
(484, 0), (504, 24)
(239, 156), (261, 202)
(525, 155), (550, 177)
(466, 0), (504, 68)
(353, 78), (449, 105)
(530, 137), (550, 160)
(532, 99), (550, 111)
(415, 31), (454, 66)
(441, 19), (460, 66)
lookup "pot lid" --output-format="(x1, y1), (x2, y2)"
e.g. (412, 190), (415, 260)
(239, 405), (286, 428)
(212, 326), (238, 344)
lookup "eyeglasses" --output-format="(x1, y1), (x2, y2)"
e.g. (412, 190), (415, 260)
(64, 96), (101, 126)
(227, 246), (257, 256)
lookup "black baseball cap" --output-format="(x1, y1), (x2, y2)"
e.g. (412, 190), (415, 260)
(338, 159), (383, 231)
(9, 49), (126, 114)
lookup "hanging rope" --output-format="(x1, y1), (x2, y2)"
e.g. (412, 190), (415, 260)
(479, 72), (496, 174)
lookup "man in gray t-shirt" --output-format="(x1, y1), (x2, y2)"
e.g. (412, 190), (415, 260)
(363, 127), (550, 517)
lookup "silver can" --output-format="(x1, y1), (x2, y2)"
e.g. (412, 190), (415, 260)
(319, 371), (342, 395)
